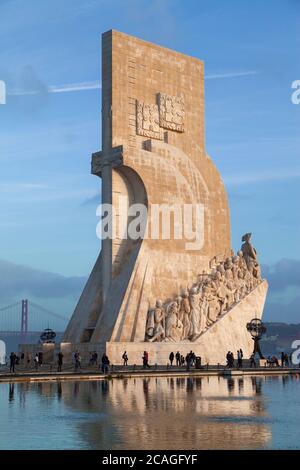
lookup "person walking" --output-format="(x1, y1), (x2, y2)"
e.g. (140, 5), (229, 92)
(175, 351), (181, 367)
(9, 352), (16, 373)
(142, 351), (150, 369)
(122, 351), (128, 367)
(57, 352), (63, 372)
(169, 352), (174, 366)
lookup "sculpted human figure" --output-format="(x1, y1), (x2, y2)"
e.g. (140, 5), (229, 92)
(176, 296), (184, 323)
(241, 233), (258, 275)
(189, 286), (202, 341)
(199, 287), (209, 333)
(145, 306), (155, 340)
(225, 279), (235, 308)
(165, 301), (183, 342)
(181, 290), (191, 340)
(215, 270), (227, 314)
(204, 276), (221, 325)
(146, 300), (165, 342)
(232, 256), (241, 302)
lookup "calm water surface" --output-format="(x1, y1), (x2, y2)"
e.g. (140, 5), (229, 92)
(0, 375), (299, 449)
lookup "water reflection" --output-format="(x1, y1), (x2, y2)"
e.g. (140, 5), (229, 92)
(43, 376), (271, 449)
(2, 375), (300, 450)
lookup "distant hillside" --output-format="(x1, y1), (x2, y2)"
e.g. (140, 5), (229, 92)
(260, 322), (300, 355)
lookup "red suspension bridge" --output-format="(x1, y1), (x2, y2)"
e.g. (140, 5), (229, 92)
(0, 300), (68, 342)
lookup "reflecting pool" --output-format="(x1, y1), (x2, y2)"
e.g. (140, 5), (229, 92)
(0, 375), (299, 449)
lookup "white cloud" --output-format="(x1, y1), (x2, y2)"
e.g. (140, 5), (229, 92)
(48, 81), (101, 93)
(8, 80), (101, 96)
(205, 71), (259, 80)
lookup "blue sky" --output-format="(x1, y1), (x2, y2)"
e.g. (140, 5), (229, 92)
(0, 0), (299, 324)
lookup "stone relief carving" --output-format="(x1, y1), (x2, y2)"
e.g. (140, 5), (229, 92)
(136, 100), (163, 140)
(136, 93), (185, 140)
(145, 234), (262, 343)
(158, 93), (185, 132)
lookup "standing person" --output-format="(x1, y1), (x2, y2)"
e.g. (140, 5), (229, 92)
(285, 353), (289, 367)
(281, 351), (285, 367)
(226, 351), (231, 368)
(26, 353), (31, 368)
(101, 353), (110, 374)
(250, 353), (256, 368)
(57, 352), (63, 372)
(239, 349), (244, 368)
(74, 351), (81, 371)
(175, 351), (181, 367)
(9, 352), (16, 373)
(185, 353), (192, 371)
(122, 351), (128, 367)
(237, 350), (241, 368)
(34, 353), (39, 371)
(38, 352), (43, 367)
(142, 351), (150, 369)
(169, 352), (174, 366)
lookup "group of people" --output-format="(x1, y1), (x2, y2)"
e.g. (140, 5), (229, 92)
(169, 351), (199, 368)
(226, 349), (244, 368)
(146, 234), (261, 344)
(9, 351), (43, 373)
(266, 352), (292, 368)
(6, 347), (297, 374)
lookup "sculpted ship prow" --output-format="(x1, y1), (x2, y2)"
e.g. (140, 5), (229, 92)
(62, 31), (268, 364)
(145, 234), (262, 344)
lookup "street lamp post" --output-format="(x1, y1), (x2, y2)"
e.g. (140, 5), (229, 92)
(246, 318), (266, 359)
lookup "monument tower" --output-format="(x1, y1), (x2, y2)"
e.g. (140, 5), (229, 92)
(63, 30), (268, 364)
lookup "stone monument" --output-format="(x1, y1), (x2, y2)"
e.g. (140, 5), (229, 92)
(62, 30), (268, 364)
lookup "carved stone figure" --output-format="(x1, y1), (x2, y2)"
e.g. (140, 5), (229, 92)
(199, 288), (209, 334)
(136, 101), (163, 140)
(145, 233), (263, 342)
(158, 93), (185, 132)
(241, 233), (258, 275)
(181, 291), (191, 340)
(189, 287), (202, 340)
(165, 301), (183, 342)
(145, 300), (165, 342)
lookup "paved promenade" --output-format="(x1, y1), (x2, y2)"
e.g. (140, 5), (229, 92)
(0, 362), (299, 383)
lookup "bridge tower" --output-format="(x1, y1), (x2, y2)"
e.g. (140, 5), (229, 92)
(20, 299), (28, 344)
